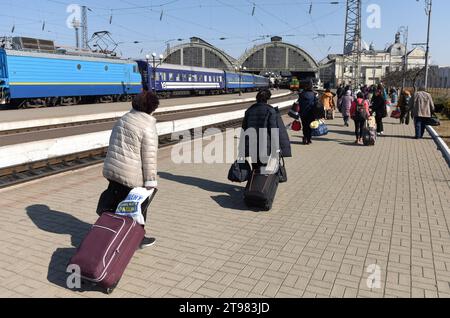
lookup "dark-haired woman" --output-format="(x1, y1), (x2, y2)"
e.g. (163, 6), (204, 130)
(97, 91), (159, 248)
(241, 89), (291, 170)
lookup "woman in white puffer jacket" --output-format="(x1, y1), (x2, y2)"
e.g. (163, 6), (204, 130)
(97, 91), (159, 248)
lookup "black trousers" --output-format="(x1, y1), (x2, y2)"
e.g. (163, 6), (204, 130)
(300, 115), (314, 142)
(400, 109), (410, 125)
(96, 180), (149, 222)
(354, 119), (366, 139)
(375, 116), (384, 133)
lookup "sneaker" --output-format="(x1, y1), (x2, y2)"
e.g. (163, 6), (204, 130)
(380, 131), (385, 135)
(140, 237), (156, 249)
(377, 133), (381, 136)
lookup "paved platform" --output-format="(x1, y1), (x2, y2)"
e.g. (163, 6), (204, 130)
(0, 114), (449, 298)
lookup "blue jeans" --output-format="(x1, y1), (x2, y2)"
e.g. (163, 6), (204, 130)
(414, 117), (427, 139)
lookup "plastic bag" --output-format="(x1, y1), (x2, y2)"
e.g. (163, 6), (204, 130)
(115, 187), (154, 225)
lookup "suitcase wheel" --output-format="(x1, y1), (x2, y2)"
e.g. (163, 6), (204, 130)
(104, 281), (119, 295)
(105, 287), (115, 295)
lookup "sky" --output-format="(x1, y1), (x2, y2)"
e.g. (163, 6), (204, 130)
(0, 0), (449, 66)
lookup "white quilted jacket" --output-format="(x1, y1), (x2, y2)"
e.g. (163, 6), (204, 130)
(103, 109), (158, 188)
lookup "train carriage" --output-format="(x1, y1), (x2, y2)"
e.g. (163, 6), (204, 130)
(253, 74), (270, 89)
(224, 71), (256, 93)
(137, 61), (225, 97)
(0, 49), (142, 107)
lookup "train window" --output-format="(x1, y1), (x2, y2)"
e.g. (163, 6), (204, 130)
(77, 64), (82, 70)
(133, 65), (138, 73)
(188, 74), (192, 82)
(193, 74), (197, 82)
(169, 73), (174, 81)
(155, 72), (160, 81)
(161, 72), (167, 81)
(209, 76), (212, 82)
(204, 75), (207, 82)
(176, 73), (180, 81)
(182, 74), (187, 82)
(105, 65), (109, 71)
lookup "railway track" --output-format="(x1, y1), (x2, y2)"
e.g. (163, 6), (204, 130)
(0, 98), (292, 189)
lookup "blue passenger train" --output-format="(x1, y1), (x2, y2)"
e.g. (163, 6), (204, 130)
(0, 45), (270, 108)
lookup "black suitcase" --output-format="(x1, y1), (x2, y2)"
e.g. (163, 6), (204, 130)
(244, 169), (279, 211)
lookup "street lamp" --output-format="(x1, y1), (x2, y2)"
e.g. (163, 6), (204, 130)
(415, 0), (432, 89)
(398, 26), (409, 91)
(146, 52), (164, 93)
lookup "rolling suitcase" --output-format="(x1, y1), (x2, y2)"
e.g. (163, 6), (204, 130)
(68, 212), (145, 294)
(363, 125), (376, 146)
(244, 169), (279, 211)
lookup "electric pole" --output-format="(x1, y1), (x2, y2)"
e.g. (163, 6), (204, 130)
(400, 26), (409, 90)
(81, 6), (89, 49)
(423, 0), (432, 89)
(72, 18), (81, 49)
(341, 0), (362, 89)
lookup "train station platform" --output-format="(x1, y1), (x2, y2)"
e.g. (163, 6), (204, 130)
(0, 114), (449, 298)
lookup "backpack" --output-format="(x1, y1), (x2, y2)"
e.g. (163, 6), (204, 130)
(355, 100), (368, 121)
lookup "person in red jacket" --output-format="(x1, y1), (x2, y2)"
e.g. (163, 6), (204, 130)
(350, 92), (371, 144)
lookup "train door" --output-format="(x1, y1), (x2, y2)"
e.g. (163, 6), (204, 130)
(124, 64), (132, 94)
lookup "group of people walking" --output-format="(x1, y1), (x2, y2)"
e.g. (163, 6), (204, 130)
(92, 82), (437, 247)
(332, 83), (436, 142)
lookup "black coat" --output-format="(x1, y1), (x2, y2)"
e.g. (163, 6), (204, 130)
(241, 102), (291, 164)
(371, 95), (387, 118)
(298, 90), (319, 119)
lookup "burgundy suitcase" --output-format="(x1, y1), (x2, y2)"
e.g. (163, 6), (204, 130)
(68, 212), (145, 294)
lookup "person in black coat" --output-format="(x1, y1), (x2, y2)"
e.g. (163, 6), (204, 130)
(370, 88), (387, 135)
(298, 81), (319, 145)
(240, 89), (291, 170)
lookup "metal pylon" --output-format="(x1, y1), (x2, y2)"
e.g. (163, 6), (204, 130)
(340, 0), (362, 88)
(81, 6), (88, 49)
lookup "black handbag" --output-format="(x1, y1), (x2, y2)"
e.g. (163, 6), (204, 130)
(278, 155), (287, 183)
(228, 159), (252, 183)
(288, 102), (300, 120)
(426, 115), (440, 126)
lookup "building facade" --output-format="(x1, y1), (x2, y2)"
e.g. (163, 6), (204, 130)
(319, 32), (427, 88)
